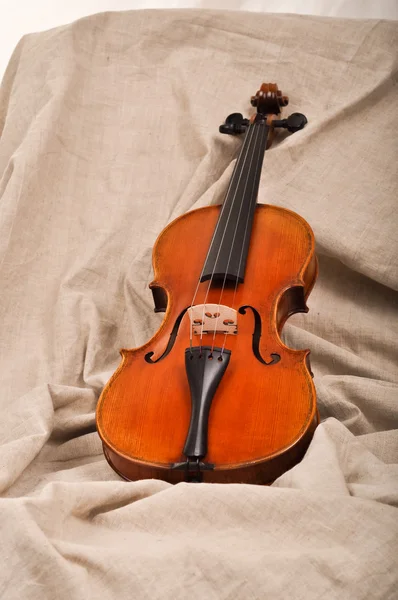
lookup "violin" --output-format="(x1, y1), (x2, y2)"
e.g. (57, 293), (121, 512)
(96, 83), (319, 484)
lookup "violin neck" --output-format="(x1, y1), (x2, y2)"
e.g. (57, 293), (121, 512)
(200, 116), (270, 284)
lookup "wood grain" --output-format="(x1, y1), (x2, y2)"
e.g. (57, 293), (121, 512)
(96, 203), (318, 484)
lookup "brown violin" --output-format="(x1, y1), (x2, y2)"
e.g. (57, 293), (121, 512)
(96, 83), (319, 484)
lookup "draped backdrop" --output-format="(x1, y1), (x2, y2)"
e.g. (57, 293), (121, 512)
(0, 9), (397, 599)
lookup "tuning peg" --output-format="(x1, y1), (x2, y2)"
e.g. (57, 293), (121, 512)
(219, 113), (250, 135)
(272, 113), (308, 133)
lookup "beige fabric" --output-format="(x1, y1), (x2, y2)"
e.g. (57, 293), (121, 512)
(0, 9), (397, 599)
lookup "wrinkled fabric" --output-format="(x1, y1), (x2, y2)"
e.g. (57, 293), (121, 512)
(0, 9), (397, 600)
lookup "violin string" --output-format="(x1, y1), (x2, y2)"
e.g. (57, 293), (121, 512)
(188, 122), (257, 352)
(188, 122), (254, 352)
(210, 121), (263, 354)
(221, 122), (270, 354)
(198, 122), (258, 352)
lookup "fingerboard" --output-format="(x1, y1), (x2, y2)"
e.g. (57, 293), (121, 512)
(201, 117), (269, 283)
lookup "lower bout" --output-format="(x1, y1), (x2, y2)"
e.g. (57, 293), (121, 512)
(102, 412), (318, 485)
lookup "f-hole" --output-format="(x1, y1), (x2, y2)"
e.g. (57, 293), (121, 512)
(144, 307), (188, 363)
(239, 305), (280, 366)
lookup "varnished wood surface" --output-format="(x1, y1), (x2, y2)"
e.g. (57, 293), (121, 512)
(96, 203), (318, 483)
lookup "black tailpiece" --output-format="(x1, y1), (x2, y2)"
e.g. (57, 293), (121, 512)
(184, 346), (231, 458)
(172, 346), (231, 482)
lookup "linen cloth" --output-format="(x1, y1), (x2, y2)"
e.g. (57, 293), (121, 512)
(0, 9), (397, 599)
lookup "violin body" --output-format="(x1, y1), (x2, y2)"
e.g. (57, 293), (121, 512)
(97, 204), (318, 484)
(96, 83), (319, 484)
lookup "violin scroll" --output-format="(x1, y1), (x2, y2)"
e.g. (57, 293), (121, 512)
(250, 83), (289, 114)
